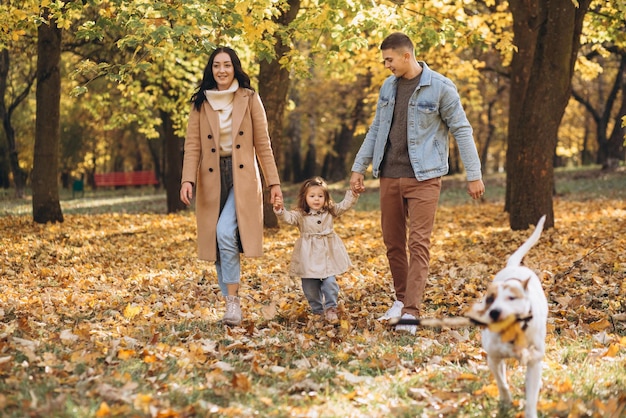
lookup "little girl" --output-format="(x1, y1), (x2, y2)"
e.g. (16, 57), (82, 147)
(273, 177), (359, 322)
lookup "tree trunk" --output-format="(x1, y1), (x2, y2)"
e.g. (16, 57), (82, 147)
(146, 135), (162, 186)
(605, 60), (626, 169)
(32, 14), (63, 223)
(0, 49), (32, 198)
(161, 111), (186, 213)
(572, 53), (626, 169)
(257, 0), (300, 228)
(303, 114), (317, 179)
(283, 88), (303, 182)
(0, 140), (9, 189)
(482, 85), (507, 173)
(506, 0), (591, 230)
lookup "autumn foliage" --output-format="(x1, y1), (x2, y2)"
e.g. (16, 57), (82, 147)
(0, 184), (625, 417)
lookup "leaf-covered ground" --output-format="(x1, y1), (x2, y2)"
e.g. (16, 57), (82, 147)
(1, 179), (625, 417)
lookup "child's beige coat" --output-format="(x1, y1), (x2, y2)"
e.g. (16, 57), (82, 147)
(276, 190), (358, 278)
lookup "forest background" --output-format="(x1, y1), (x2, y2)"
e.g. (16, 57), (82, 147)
(0, 1), (625, 417)
(0, 0), (624, 227)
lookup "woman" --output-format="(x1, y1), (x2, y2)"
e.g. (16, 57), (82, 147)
(180, 47), (282, 326)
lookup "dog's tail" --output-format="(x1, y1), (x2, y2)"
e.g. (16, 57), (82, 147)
(506, 215), (546, 268)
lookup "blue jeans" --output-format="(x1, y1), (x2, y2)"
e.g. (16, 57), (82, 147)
(301, 276), (339, 314)
(215, 187), (240, 296)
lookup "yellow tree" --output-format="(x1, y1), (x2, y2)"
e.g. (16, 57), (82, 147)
(2, 0), (100, 222)
(0, 2), (38, 198)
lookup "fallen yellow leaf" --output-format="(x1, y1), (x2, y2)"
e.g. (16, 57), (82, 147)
(95, 402), (111, 417)
(117, 349), (136, 360)
(588, 318), (611, 332)
(474, 383), (499, 398)
(123, 303), (142, 319)
(555, 378), (573, 393)
(603, 344), (620, 358)
(133, 393), (153, 414)
(456, 373), (480, 381)
(232, 373), (251, 392)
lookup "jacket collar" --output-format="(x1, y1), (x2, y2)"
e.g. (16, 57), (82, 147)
(392, 61), (432, 88)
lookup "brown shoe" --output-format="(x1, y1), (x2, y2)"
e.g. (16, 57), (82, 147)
(324, 307), (339, 322)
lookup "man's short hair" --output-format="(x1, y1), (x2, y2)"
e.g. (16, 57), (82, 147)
(380, 32), (414, 53)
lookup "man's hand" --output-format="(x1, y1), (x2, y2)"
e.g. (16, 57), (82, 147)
(467, 179), (485, 200)
(350, 172), (365, 194)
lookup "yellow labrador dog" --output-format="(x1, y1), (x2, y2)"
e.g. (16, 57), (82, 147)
(467, 215), (548, 418)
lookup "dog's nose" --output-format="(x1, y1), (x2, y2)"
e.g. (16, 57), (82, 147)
(489, 309), (501, 321)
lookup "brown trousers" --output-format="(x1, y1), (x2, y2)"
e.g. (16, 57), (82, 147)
(380, 177), (442, 317)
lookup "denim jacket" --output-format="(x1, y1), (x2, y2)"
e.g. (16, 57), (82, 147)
(351, 62), (482, 182)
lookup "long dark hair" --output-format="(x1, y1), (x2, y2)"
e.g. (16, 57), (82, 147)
(295, 177), (337, 216)
(191, 47), (253, 111)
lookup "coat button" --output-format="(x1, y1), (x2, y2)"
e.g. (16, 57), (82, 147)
(209, 168), (214, 172)
(211, 148), (216, 153)
(239, 164), (244, 169)
(238, 131), (244, 135)
(208, 134), (212, 139)
(236, 144), (241, 149)
(317, 220), (322, 224)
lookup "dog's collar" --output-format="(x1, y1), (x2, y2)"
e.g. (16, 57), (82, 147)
(518, 308), (533, 330)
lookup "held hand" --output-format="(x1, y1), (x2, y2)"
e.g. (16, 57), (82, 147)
(273, 196), (283, 211)
(270, 185), (283, 210)
(350, 172), (365, 194)
(180, 182), (194, 206)
(467, 179), (485, 200)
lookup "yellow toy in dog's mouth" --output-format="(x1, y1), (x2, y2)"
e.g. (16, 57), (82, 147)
(487, 314), (527, 348)
(487, 314), (516, 332)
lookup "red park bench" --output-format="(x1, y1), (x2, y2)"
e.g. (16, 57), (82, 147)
(94, 170), (158, 187)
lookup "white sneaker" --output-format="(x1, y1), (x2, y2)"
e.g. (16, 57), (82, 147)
(377, 300), (404, 321)
(395, 313), (417, 335)
(223, 295), (242, 326)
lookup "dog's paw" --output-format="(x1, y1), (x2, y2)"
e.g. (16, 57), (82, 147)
(487, 314), (517, 333)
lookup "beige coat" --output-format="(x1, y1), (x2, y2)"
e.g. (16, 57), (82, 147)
(181, 88), (280, 261)
(276, 190), (359, 278)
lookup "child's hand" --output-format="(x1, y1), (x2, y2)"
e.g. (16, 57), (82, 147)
(273, 196), (283, 211)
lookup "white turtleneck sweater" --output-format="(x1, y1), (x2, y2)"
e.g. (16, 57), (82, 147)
(204, 79), (239, 156)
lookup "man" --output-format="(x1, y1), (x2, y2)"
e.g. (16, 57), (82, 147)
(350, 32), (484, 334)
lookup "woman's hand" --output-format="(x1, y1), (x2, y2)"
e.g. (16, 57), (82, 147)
(180, 182), (194, 206)
(270, 184), (283, 211)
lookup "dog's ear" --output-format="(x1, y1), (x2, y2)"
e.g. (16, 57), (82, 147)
(521, 276), (531, 290)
